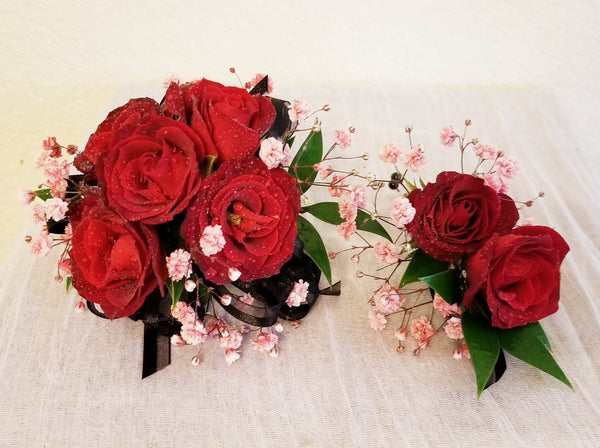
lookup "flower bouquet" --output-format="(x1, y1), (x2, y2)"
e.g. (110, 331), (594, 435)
(23, 71), (362, 375)
(320, 121), (571, 396)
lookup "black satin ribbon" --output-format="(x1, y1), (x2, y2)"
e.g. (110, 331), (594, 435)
(214, 239), (341, 327)
(86, 239), (338, 378)
(87, 291), (181, 379)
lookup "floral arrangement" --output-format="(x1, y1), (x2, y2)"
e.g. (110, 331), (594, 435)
(23, 71), (366, 375)
(320, 121), (571, 396)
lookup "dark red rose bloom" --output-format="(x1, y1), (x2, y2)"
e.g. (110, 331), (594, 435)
(74, 98), (160, 175)
(181, 157), (301, 284)
(464, 226), (569, 329)
(98, 116), (206, 225)
(69, 194), (166, 319)
(406, 171), (519, 261)
(162, 79), (276, 162)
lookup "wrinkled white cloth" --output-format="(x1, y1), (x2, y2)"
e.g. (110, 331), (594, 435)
(1, 85), (599, 447)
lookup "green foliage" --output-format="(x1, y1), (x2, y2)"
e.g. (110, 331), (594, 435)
(497, 323), (571, 389)
(296, 215), (332, 285)
(399, 249), (449, 287)
(288, 130), (323, 194)
(462, 313), (501, 397)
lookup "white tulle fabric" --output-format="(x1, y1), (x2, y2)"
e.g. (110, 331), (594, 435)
(1, 85), (599, 447)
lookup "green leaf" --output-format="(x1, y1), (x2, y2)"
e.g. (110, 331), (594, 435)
(296, 215), (332, 285)
(399, 249), (449, 287)
(288, 130), (323, 193)
(286, 135), (295, 149)
(419, 177), (427, 189)
(65, 276), (72, 292)
(302, 202), (342, 225)
(196, 282), (212, 306)
(497, 323), (571, 389)
(355, 210), (393, 242)
(302, 202), (393, 242)
(419, 269), (460, 304)
(34, 189), (53, 201)
(167, 279), (185, 308)
(462, 313), (501, 397)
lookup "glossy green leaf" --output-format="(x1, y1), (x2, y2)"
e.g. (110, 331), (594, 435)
(355, 211), (393, 242)
(303, 202), (393, 242)
(286, 136), (295, 149)
(462, 313), (501, 397)
(289, 130), (323, 193)
(167, 279), (185, 308)
(399, 249), (449, 287)
(196, 282), (212, 306)
(65, 276), (72, 292)
(35, 189), (53, 201)
(497, 323), (571, 389)
(296, 215), (332, 285)
(419, 269), (460, 304)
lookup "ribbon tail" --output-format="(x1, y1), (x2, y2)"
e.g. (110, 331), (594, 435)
(142, 323), (171, 379)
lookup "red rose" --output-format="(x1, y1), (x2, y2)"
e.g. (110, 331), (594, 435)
(406, 171), (519, 261)
(99, 116), (206, 225)
(163, 79), (276, 162)
(74, 98), (161, 175)
(181, 157), (300, 284)
(464, 226), (569, 329)
(69, 194), (166, 319)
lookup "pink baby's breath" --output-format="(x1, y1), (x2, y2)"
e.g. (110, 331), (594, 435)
(337, 220), (357, 240)
(166, 249), (193, 281)
(180, 321), (208, 345)
(390, 197), (415, 228)
(334, 129), (352, 149)
(44, 197), (69, 222)
(338, 197), (358, 221)
(30, 229), (53, 258)
(373, 283), (405, 314)
(444, 317), (464, 340)
(42, 157), (70, 185)
(225, 348), (241, 364)
(220, 328), (243, 349)
(49, 178), (68, 199)
(170, 334), (186, 346)
(239, 293), (254, 305)
(171, 301), (196, 325)
(369, 310), (387, 331)
(259, 137), (290, 169)
(347, 185), (367, 208)
(379, 142), (402, 164)
(58, 258), (72, 278)
(313, 161), (333, 179)
(19, 189), (36, 205)
(251, 332), (279, 352)
(288, 99), (310, 122)
(403, 145), (426, 172)
(410, 316), (435, 347)
(433, 293), (462, 318)
(473, 143), (498, 160)
(200, 224), (226, 256)
(497, 155), (520, 178)
(373, 241), (400, 264)
(482, 173), (508, 194)
(394, 327), (407, 341)
(440, 126), (458, 147)
(286, 280), (309, 307)
(328, 174), (347, 198)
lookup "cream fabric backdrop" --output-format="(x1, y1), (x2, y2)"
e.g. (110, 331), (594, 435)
(1, 1), (600, 447)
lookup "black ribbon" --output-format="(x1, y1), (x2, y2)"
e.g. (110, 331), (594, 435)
(214, 239), (340, 327)
(87, 291), (181, 379)
(87, 239), (339, 378)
